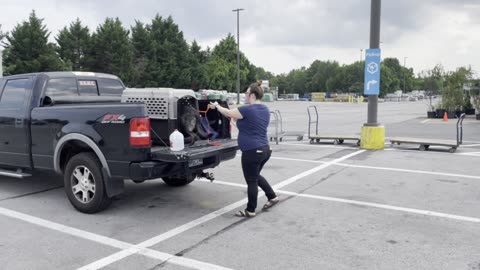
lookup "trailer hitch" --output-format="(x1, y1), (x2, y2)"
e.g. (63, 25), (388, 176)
(198, 171), (215, 182)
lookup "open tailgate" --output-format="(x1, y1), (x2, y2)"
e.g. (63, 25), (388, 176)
(150, 139), (238, 163)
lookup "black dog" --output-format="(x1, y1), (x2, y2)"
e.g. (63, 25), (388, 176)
(179, 104), (211, 145)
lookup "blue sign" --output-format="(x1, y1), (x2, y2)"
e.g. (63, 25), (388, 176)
(364, 48), (381, 95)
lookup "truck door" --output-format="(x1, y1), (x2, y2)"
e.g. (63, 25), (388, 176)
(0, 77), (33, 168)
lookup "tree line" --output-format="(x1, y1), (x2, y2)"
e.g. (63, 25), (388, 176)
(0, 11), (473, 97)
(0, 11), (257, 91)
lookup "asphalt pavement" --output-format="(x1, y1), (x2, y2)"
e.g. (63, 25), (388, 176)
(1, 100), (479, 270)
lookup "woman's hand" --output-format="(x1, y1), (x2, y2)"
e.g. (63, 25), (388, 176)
(209, 101), (219, 109)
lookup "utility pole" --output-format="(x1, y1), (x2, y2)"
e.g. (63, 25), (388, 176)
(232, 8), (244, 104)
(403, 56), (408, 92)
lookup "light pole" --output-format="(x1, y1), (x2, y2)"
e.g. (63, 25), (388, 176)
(403, 56), (408, 92)
(360, 0), (384, 150)
(232, 8), (244, 104)
(366, 0), (381, 126)
(360, 49), (363, 63)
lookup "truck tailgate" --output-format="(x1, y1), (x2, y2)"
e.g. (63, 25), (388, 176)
(150, 139), (238, 162)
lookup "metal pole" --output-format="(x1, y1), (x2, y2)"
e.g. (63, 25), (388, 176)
(403, 56), (407, 92)
(366, 0), (381, 126)
(232, 8), (244, 104)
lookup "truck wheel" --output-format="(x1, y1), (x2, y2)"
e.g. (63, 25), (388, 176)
(162, 176), (195, 186)
(64, 152), (112, 213)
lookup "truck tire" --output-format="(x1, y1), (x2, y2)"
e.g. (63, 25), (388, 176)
(64, 152), (112, 213)
(162, 176), (195, 186)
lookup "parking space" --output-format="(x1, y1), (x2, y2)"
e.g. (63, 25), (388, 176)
(274, 153), (480, 218)
(0, 214), (118, 270)
(1, 101), (479, 270)
(0, 179), (248, 244)
(151, 196), (480, 270)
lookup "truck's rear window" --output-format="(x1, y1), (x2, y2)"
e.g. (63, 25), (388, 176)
(98, 78), (125, 96)
(45, 78), (78, 97)
(78, 80), (99, 96)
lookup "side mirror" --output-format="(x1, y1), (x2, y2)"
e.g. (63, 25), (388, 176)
(43, 96), (55, 106)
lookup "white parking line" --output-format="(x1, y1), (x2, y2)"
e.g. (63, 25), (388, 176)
(279, 143), (359, 149)
(267, 155), (480, 180)
(333, 163), (480, 180)
(269, 156), (327, 163)
(375, 146), (480, 157)
(457, 152), (480, 157)
(457, 153), (480, 157)
(272, 150), (365, 190)
(279, 191), (480, 223)
(0, 207), (232, 270)
(461, 144), (480, 147)
(77, 150), (366, 270)
(420, 119), (431, 124)
(202, 180), (480, 223)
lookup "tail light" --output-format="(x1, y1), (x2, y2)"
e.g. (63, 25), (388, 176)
(130, 118), (151, 147)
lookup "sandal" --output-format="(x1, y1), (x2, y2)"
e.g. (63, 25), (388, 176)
(235, 210), (256, 218)
(262, 197), (279, 210)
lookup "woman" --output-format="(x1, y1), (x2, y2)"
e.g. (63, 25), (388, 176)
(210, 82), (279, 217)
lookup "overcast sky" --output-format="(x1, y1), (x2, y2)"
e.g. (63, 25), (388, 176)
(1, 0), (479, 77)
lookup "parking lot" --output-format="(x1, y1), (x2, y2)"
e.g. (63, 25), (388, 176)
(1, 101), (480, 270)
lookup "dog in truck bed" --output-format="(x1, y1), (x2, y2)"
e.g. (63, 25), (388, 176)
(179, 104), (213, 145)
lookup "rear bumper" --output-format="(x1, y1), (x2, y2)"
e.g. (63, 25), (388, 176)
(129, 140), (238, 181)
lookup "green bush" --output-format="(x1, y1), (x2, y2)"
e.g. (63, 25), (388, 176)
(464, 91), (473, 110)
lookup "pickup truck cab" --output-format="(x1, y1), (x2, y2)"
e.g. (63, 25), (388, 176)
(0, 72), (238, 213)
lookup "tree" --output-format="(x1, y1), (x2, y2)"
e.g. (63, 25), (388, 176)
(306, 60), (340, 92)
(0, 24), (5, 42)
(188, 40), (208, 90)
(271, 74), (288, 94)
(204, 56), (236, 90)
(420, 64), (446, 110)
(144, 15), (192, 88)
(56, 18), (92, 71)
(205, 34), (251, 91)
(442, 66), (473, 112)
(91, 18), (133, 85)
(130, 21), (151, 87)
(379, 63), (399, 97)
(383, 57), (415, 92)
(2, 10), (68, 75)
(255, 67), (274, 81)
(289, 67), (308, 95)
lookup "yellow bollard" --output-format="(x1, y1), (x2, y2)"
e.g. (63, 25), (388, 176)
(360, 126), (385, 150)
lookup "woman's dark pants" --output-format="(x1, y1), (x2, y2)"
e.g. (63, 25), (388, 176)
(241, 146), (277, 212)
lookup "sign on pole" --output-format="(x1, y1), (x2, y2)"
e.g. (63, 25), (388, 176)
(364, 48), (381, 95)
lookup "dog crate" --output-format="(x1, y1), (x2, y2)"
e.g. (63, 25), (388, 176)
(122, 88), (230, 146)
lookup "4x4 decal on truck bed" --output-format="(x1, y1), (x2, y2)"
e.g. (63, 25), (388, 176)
(100, 114), (126, 124)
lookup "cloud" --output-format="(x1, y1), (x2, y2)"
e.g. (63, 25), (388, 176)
(0, 0), (478, 76)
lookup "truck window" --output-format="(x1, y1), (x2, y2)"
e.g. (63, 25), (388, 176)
(45, 78), (79, 98)
(98, 78), (125, 96)
(78, 80), (99, 96)
(0, 78), (29, 110)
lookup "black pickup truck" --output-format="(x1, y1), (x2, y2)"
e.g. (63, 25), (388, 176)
(0, 72), (238, 213)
